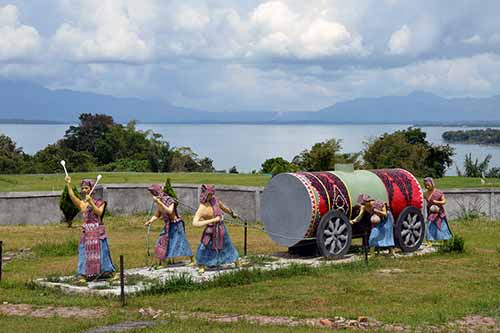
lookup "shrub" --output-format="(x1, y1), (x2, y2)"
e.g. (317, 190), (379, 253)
(163, 178), (177, 199)
(59, 185), (81, 226)
(439, 235), (465, 253)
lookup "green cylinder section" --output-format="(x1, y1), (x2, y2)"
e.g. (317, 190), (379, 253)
(331, 170), (389, 218)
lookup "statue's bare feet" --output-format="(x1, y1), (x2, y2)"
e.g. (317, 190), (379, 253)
(198, 266), (205, 274)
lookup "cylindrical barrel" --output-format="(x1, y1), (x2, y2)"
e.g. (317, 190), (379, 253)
(261, 168), (423, 247)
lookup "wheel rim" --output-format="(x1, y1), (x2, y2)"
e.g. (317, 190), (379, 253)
(400, 212), (423, 247)
(323, 217), (349, 255)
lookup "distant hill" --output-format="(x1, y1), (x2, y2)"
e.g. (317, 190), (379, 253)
(1, 80), (500, 124)
(314, 91), (500, 123)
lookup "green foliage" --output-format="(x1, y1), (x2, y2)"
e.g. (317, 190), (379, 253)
(100, 159), (150, 172)
(229, 166), (239, 174)
(456, 153), (500, 178)
(293, 138), (360, 172)
(261, 157), (299, 176)
(443, 128), (500, 145)
(439, 235), (465, 253)
(63, 113), (115, 154)
(59, 185), (81, 226)
(31, 142), (96, 173)
(0, 134), (29, 173)
(163, 177), (177, 199)
(33, 239), (79, 257)
(170, 147), (215, 172)
(363, 127), (454, 177)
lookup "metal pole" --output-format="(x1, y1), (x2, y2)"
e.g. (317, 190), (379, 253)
(120, 255), (125, 306)
(0, 240), (3, 281)
(363, 232), (369, 265)
(244, 222), (248, 256)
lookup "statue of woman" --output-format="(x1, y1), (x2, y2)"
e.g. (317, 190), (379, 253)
(193, 184), (240, 273)
(423, 177), (453, 242)
(144, 184), (193, 267)
(64, 176), (115, 282)
(350, 194), (395, 254)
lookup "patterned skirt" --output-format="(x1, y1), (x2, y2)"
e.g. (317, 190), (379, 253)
(156, 221), (193, 259)
(369, 213), (395, 248)
(196, 224), (239, 267)
(77, 239), (115, 276)
(426, 218), (453, 241)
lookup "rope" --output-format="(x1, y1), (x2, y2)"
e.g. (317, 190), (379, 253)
(173, 198), (317, 242)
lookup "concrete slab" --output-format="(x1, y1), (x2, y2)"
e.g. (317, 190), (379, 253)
(35, 244), (437, 297)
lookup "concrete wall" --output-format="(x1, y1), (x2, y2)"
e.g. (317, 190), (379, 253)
(0, 185), (497, 225)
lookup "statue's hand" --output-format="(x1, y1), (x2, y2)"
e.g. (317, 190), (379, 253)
(144, 219), (153, 226)
(85, 194), (93, 203)
(214, 216), (222, 223)
(65, 175), (71, 184)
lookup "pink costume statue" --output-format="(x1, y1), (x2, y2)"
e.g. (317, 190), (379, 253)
(146, 184), (192, 264)
(424, 177), (453, 241)
(76, 179), (115, 279)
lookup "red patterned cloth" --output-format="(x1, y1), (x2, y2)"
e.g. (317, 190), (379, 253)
(199, 184), (224, 250)
(81, 199), (106, 277)
(426, 190), (446, 230)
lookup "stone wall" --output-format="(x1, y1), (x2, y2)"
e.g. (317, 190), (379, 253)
(0, 185), (498, 225)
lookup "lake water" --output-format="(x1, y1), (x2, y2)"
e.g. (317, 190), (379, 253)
(1, 123), (499, 175)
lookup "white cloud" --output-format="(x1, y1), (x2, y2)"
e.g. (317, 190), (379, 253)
(388, 25), (411, 55)
(0, 4), (41, 61)
(248, 1), (367, 59)
(462, 34), (482, 45)
(51, 0), (153, 62)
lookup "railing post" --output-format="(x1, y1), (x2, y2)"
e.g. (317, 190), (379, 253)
(120, 255), (125, 306)
(0, 240), (3, 281)
(244, 222), (248, 257)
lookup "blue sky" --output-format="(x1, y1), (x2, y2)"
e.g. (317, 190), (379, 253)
(1, 0), (500, 111)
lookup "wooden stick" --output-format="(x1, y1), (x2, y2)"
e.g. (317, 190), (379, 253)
(60, 160), (69, 177)
(89, 175), (102, 196)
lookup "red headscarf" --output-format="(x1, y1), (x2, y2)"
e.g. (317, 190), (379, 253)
(200, 184), (222, 217)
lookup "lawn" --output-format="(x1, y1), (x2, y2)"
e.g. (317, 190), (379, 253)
(0, 215), (499, 332)
(1, 172), (499, 192)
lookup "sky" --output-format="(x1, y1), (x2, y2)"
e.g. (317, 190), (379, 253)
(1, 0), (500, 112)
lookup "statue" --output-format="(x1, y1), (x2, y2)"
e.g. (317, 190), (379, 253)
(193, 184), (240, 273)
(64, 176), (115, 282)
(423, 177), (453, 242)
(144, 184), (193, 267)
(350, 194), (395, 254)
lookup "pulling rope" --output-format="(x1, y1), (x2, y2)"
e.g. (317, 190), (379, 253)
(172, 198), (317, 242)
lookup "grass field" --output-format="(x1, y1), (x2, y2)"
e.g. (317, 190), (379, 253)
(0, 215), (499, 332)
(1, 172), (500, 192)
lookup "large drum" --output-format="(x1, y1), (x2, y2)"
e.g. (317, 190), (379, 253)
(261, 169), (424, 256)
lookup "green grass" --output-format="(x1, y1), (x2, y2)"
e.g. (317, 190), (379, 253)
(1, 172), (499, 192)
(0, 216), (499, 332)
(0, 172), (270, 192)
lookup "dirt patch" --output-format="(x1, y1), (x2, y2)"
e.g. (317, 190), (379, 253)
(0, 303), (106, 319)
(156, 310), (498, 331)
(376, 268), (406, 274)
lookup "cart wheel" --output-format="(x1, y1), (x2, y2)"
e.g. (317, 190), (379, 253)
(395, 206), (425, 252)
(316, 210), (352, 259)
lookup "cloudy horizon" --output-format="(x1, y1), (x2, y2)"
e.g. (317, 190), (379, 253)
(1, 0), (500, 112)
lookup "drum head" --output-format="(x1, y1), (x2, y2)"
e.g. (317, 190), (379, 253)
(261, 173), (313, 247)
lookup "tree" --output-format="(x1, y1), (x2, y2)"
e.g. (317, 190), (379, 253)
(163, 178), (177, 199)
(63, 113), (115, 154)
(229, 166), (239, 174)
(457, 154), (492, 177)
(0, 134), (27, 173)
(261, 157), (299, 176)
(363, 127), (454, 178)
(31, 142), (96, 173)
(293, 138), (359, 171)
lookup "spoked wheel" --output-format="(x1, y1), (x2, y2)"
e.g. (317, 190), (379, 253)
(395, 206), (425, 252)
(316, 210), (352, 259)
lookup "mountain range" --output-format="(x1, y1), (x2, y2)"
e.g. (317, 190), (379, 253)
(1, 80), (500, 124)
